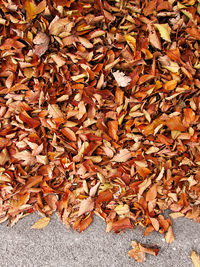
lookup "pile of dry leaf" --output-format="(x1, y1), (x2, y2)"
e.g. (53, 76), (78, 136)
(0, 0), (200, 263)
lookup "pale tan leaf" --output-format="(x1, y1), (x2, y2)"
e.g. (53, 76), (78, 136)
(48, 104), (63, 118)
(159, 55), (180, 73)
(89, 181), (101, 197)
(150, 217), (160, 231)
(31, 217), (50, 229)
(191, 250), (200, 267)
(165, 226), (175, 244)
(169, 212), (184, 219)
(128, 241), (146, 263)
(0, 148), (10, 165)
(112, 71), (131, 87)
(148, 25), (161, 50)
(78, 197), (94, 217)
(112, 149), (132, 162)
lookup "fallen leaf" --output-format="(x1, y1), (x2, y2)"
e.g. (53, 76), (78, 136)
(128, 240), (159, 263)
(108, 120), (118, 141)
(191, 250), (200, 267)
(31, 217), (50, 229)
(112, 149), (132, 162)
(24, 0), (37, 20)
(112, 71), (131, 87)
(146, 184), (157, 202)
(154, 24), (171, 42)
(78, 197), (94, 217)
(165, 226), (175, 244)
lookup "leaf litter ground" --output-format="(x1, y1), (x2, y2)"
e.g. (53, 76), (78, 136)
(0, 0), (200, 264)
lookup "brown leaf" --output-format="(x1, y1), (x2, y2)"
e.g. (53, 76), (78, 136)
(186, 27), (200, 40)
(106, 218), (133, 232)
(33, 32), (49, 57)
(108, 120), (118, 141)
(148, 25), (161, 50)
(128, 240), (159, 263)
(128, 241), (146, 263)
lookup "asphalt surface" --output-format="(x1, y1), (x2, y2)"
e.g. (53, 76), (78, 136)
(0, 212), (199, 267)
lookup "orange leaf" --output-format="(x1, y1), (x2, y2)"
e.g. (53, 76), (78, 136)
(115, 87), (124, 105)
(146, 184), (157, 202)
(19, 113), (40, 128)
(184, 108), (195, 124)
(24, 0), (37, 20)
(143, 118), (163, 135)
(96, 190), (113, 205)
(165, 116), (187, 131)
(137, 166), (151, 179)
(20, 176), (43, 194)
(163, 80), (177, 91)
(61, 127), (77, 141)
(106, 217), (133, 232)
(186, 27), (200, 41)
(78, 213), (93, 233)
(108, 120), (118, 141)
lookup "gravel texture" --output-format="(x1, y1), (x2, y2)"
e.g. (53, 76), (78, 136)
(0, 213), (199, 267)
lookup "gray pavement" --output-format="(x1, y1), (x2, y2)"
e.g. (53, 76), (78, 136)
(0, 212), (199, 267)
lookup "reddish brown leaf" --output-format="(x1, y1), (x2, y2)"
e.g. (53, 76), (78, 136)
(106, 218), (133, 233)
(61, 128), (77, 141)
(108, 120), (118, 141)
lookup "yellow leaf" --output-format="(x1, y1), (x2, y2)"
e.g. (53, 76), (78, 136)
(24, 0), (37, 20)
(31, 217), (50, 229)
(154, 24), (171, 42)
(125, 34), (136, 52)
(191, 251), (200, 267)
(171, 130), (181, 139)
